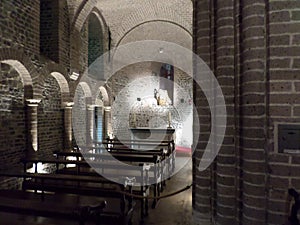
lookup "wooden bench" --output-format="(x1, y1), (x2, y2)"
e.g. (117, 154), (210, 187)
(53, 150), (164, 209)
(0, 189), (133, 225)
(0, 171), (135, 225)
(95, 138), (176, 175)
(19, 157), (149, 223)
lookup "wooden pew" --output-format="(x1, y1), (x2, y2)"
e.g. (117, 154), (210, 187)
(0, 191), (108, 225)
(0, 190), (133, 225)
(53, 150), (163, 209)
(19, 157), (148, 223)
(54, 152), (163, 215)
(96, 138), (176, 175)
(0, 171), (134, 225)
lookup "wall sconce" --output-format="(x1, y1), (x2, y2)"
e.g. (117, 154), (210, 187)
(70, 71), (79, 81)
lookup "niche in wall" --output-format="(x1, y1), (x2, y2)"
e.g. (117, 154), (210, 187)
(275, 123), (300, 154)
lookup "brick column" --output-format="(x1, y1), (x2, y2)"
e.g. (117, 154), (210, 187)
(239, 0), (268, 224)
(213, 0), (237, 224)
(63, 102), (74, 152)
(25, 99), (41, 158)
(193, 0), (214, 224)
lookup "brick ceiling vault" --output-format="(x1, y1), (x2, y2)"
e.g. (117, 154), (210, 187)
(70, 0), (193, 48)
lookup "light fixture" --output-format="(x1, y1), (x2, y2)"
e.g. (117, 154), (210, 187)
(159, 48), (164, 54)
(70, 71), (79, 81)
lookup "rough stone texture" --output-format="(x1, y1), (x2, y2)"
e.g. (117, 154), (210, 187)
(40, 0), (59, 62)
(108, 62), (192, 147)
(38, 76), (63, 158)
(40, 0), (70, 68)
(88, 13), (103, 66)
(0, 0), (40, 55)
(72, 84), (87, 147)
(0, 63), (26, 169)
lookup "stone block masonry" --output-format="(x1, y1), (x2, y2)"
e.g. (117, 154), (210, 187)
(0, 0), (40, 55)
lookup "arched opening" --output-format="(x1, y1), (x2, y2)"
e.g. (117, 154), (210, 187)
(159, 63), (174, 105)
(94, 86), (111, 142)
(88, 12), (104, 67)
(0, 60), (33, 188)
(72, 81), (92, 147)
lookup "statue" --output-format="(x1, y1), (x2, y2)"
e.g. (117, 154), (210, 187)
(155, 89), (171, 106)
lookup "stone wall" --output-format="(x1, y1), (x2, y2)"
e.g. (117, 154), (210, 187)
(40, 0), (59, 62)
(73, 84), (88, 147)
(58, 0), (70, 69)
(80, 22), (89, 73)
(40, 0), (70, 68)
(0, 0), (40, 55)
(88, 13), (104, 66)
(0, 63), (25, 188)
(0, 63), (26, 170)
(109, 62), (193, 147)
(38, 76), (63, 158)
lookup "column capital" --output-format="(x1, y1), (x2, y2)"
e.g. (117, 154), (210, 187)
(62, 102), (74, 108)
(87, 104), (99, 110)
(25, 99), (41, 106)
(104, 106), (111, 111)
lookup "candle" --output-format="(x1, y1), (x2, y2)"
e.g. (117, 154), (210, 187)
(168, 111), (171, 125)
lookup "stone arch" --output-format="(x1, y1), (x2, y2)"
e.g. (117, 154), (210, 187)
(0, 49), (39, 99)
(95, 86), (110, 107)
(116, 20), (192, 48)
(87, 10), (107, 66)
(1, 60), (33, 99)
(113, 1), (192, 46)
(71, 0), (98, 32)
(70, 6), (109, 80)
(0, 57), (33, 170)
(78, 81), (92, 104)
(50, 72), (71, 104)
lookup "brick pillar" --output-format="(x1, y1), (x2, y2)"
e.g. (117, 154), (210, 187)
(193, 0), (214, 224)
(26, 99), (41, 158)
(213, 0), (237, 224)
(86, 104), (95, 146)
(193, 0), (268, 224)
(239, 0), (268, 224)
(63, 102), (74, 151)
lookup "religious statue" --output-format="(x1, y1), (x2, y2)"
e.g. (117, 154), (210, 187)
(154, 89), (172, 106)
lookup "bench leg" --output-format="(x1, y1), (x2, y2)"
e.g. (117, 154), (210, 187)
(140, 185), (145, 224)
(152, 184), (157, 209)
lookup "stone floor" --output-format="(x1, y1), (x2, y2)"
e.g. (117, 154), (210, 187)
(0, 156), (196, 225)
(142, 156), (195, 225)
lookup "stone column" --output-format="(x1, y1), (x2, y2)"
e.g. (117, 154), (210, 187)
(63, 102), (74, 152)
(93, 105), (102, 143)
(86, 105), (96, 146)
(103, 106), (112, 140)
(26, 99), (41, 159)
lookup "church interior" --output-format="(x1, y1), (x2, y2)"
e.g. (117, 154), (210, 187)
(1, 0), (300, 224)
